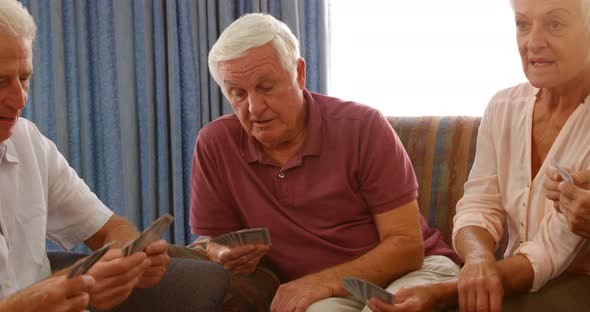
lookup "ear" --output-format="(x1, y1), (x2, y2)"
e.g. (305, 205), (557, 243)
(296, 58), (306, 89)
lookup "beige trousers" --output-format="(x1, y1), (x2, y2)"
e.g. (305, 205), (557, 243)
(306, 255), (460, 312)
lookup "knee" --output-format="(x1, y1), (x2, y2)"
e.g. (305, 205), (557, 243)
(305, 297), (341, 312)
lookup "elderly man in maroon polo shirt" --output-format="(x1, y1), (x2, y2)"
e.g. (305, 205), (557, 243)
(189, 13), (462, 312)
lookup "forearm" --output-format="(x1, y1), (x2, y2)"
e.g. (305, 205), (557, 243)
(306, 235), (424, 297)
(455, 226), (497, 261)
(85, 215), (140, 250)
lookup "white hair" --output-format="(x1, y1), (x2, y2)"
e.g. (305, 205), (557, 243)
(0, 0), (36, 41)
(509, 0), (590, 33)
(208, 13), (301, 88)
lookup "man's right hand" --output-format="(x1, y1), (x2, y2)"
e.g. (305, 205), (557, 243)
(457, 254), (503, 312)
(86, 249), (151, 310)
(206, 241), (269, 275)
(0, 274), (95, 312)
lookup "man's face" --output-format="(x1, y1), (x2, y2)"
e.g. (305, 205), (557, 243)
(0, 34), (32, 143)
(218, 43), (307, 149)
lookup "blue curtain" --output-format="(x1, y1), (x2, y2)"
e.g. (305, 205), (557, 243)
(19, 0), (329, 249)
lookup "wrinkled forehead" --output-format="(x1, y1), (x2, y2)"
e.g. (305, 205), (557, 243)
(0, 34), (33, 59)
(514, 0), (581, 16)
(218, 44), (283, 85)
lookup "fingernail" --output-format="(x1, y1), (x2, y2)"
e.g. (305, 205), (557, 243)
(82, 275), (95, 286)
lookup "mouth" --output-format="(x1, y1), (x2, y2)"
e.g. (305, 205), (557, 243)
(252, 119), (274, 125)
(0, 116), (17, 121)
(529, 60), (554, 67)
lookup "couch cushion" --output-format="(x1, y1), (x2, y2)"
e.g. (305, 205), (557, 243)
(388, 116), (481, 244)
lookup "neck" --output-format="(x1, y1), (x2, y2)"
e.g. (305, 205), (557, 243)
(542, 70), (590, 111)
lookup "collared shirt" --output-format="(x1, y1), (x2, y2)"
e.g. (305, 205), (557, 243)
(191, 89), (459, 282)
(0, 118), (113, 298)
(453, 82), (590, 292)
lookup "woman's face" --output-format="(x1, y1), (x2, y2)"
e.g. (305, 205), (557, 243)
(515, 0), (590, 88)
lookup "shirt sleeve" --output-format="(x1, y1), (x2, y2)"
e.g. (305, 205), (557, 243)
(36, 126), (113, 250)
(358, 110), (418, 214)
(514, 208), (587, 292)
(190, 126), (243, 236)
(452, 97), (506, 250)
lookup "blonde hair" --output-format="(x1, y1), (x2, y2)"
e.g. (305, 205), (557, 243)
(208, 13), (301, 87)
(0, 0), (36, 41)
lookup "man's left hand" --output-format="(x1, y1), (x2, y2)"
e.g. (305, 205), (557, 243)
(136, 239), (170, 288)
(270, 275), (334, 312)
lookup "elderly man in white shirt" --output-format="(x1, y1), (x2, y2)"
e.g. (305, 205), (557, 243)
(0, 1), (229, 311)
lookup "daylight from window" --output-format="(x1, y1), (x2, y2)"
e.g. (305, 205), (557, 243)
(328, 0), (527, 116)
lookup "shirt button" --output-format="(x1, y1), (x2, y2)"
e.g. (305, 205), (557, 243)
(519, 240), (524, 244)
(520, 221), (524, 227)
(278, 172), (285, 179)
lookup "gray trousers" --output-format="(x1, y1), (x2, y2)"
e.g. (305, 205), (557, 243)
(48, 251), (231, 312)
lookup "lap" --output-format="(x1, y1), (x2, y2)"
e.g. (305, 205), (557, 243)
(47, 250), (231, 312)
(307, 255), (460, 312)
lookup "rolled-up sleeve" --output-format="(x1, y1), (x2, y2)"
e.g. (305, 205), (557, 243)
(453, 101), (506, 250)
(515, 212), (586, 291)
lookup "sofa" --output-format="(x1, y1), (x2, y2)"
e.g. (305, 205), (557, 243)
(389, 116), (590, 311)
(172, 115), (590, 311)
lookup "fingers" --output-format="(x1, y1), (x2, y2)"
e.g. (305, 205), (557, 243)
(572, 169), (590, 186)
(64, 292), (90, 312)
(144, 239), (168, 256)
(64, 275), (95, 298)
(543, 174), (562, 201)
(223, 246), (267, 273)
(89, 252), (147, 278)
(489, 286), (503, 312)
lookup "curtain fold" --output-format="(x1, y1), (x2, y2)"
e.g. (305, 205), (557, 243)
(20, 0), (329, 248)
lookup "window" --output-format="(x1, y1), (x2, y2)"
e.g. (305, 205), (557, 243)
(328, 1), (526, 116)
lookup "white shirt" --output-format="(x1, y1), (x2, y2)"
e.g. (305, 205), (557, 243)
(453, 83), (590, 292)
(0, 118), (113, 298)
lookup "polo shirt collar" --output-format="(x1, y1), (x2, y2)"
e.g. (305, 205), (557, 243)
(242, 89), (323, 164)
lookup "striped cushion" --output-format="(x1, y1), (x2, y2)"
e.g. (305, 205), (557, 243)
(388, 116), (481, 244)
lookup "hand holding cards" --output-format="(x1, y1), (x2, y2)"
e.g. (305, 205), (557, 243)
(210, 228), (271, 248)
(341, 277), (394, 304)
(67, 242), (113, 278)
(551, 159), (573, 184)
(122, 214), (174, 256)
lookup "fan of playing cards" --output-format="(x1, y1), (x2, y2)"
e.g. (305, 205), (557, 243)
(341, 277), (394, 304)
(121, 214), (174, 256)
(67, 242), (113, 278)
(210, 228), (271, 248)
(550, 159), (573, 184)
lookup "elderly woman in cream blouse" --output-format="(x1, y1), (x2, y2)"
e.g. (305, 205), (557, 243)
(368, 0), (590, 311)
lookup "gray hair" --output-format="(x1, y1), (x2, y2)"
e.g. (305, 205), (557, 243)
(509, 0), (590, 33)
(208, 13), (301, 88)
(0, 0), (36, 41)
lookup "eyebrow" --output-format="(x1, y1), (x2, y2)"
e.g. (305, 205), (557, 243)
(515, 8), (570, 18)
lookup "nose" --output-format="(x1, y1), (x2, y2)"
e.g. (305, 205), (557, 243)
(3, 79), (28, 111)
(248, 92), (267, 116)
(527, 24), (547, 52)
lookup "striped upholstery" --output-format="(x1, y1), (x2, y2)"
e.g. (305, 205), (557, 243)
(388, 116), (481, 244)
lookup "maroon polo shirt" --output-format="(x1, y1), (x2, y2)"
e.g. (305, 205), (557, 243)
(190, 90), (460, 282)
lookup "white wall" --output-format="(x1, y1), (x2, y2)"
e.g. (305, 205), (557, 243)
(329, 0), (527, 116)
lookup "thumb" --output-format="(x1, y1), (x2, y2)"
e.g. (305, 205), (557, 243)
(572, 169), (590, 187)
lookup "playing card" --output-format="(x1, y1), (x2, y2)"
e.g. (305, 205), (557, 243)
(551, 159), (573, 184)
(341, 277), (394, 304)
(68, 242), (113, 278)
(211, 228), (272, 247)
(122, 214), (174, 256)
